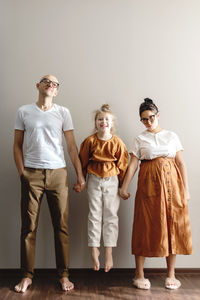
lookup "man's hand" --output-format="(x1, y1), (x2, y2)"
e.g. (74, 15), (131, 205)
(64, 130), (86, 193)
(19, 170), (24, 177)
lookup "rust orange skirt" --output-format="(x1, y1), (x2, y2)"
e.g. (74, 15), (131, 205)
(132, 157), (193, 257)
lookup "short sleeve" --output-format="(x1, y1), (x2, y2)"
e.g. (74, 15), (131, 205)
(14, 108), (25, 130)
(62, 107), (74, 131)
(130, 137), (140, 159)
(173, 132), (184, 152)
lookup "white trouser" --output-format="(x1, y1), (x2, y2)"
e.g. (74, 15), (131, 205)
(87, 174), (120, 247)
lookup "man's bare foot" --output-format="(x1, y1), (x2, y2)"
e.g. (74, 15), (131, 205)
(91, 247), (100, 271)
(59, 277), (74, 291)
(104, 247), (113, 272)
(14, 277), (32, 293)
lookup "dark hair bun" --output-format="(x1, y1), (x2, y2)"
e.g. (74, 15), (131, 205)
(101, 104), (111, 112)
(144, 98), (153, 104)
(139, 98), (158, 116)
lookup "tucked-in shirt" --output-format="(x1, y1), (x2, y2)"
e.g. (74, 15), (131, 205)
(15, 103), (74, 169)
(130, 129), (183, 160)
(79, 134), (129, 186)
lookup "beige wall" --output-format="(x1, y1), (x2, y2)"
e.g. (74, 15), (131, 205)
(0, 0), (200, 269)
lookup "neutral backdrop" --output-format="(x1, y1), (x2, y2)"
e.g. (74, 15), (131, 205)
(0, 0), (199, 269)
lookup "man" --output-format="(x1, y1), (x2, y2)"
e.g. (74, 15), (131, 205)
(13, 75), (85, 293)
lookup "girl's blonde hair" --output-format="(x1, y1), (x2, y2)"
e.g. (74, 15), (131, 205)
(94, 104), (116, 134)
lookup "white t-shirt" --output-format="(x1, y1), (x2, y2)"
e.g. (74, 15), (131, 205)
(130, 129), (183, 160)
(15, 103), (74, 169)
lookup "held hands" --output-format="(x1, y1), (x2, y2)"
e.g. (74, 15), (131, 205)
(119, 188), (130, 200)
(73, 178), (86, 193)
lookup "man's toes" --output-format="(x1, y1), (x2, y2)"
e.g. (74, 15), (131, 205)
(14, 285), (20, 292)
(21, 286), (27, 293)
(68, 283), (74, 291)
(60, 278), (74, 292)
(61, 283), (67, 291)
(62, 283), (74, 291)
(14, 278), (32, 293)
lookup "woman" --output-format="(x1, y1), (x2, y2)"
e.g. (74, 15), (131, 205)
(120, 98), (192, 290)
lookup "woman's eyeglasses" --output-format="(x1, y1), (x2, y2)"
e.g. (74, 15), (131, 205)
(140, 114), (156, 124)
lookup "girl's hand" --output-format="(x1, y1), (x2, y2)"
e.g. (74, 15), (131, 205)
(73, 183), (81, 192)
(119, 188), (130, 200)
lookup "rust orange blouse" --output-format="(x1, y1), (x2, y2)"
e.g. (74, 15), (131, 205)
(79, 134), (129, 186)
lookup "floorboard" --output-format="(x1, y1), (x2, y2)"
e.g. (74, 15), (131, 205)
(0, 269), (200, 300)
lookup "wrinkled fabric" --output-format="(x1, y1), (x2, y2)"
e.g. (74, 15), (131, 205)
(132, 157), (193, 257)
(21, 167), (69, 279)
(79, 134), (129, 186)
(87, 174), (120, 247)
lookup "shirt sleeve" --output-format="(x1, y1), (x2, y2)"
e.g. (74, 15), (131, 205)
(62, 107), (74, 131)
(79, 137), (91, 177)
(173, 132), (184, 152)
(14, 108), (25, 130)
(115, 138), (129, 187)
(130, 137), (140, 159)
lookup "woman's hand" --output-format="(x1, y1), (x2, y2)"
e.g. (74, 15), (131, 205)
(119, 188), (130, 200)
(185, 189), (191, 201)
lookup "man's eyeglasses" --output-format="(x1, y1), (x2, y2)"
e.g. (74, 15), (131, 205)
(40, 78), (59, 89)
(140, 114), (156, 124)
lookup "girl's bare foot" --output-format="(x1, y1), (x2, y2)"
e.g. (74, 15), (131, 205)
(14, 277), (32, 293)
(91, 247), (100, 271)
(59, 277), (74, 291)
(104, 247), (113, 272)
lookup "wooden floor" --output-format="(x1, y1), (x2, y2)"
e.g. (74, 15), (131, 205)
(0, 269), (200, 300)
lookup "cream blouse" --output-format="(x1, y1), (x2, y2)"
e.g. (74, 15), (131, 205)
(130, 129), (183, 160)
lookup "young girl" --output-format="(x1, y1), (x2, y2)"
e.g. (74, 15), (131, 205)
(120, 98), (192, 290)
(79, 104), (129, 272)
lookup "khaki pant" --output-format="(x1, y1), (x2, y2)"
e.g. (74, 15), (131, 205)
(20, 167), (69, 279)
(87, 174), (120, 247)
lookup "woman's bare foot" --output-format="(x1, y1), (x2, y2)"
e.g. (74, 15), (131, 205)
(59, 277), (74, 291)
(104, 247), (113, 272)
(14, 277), (32, 293)
(91, 247), (100, 271)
